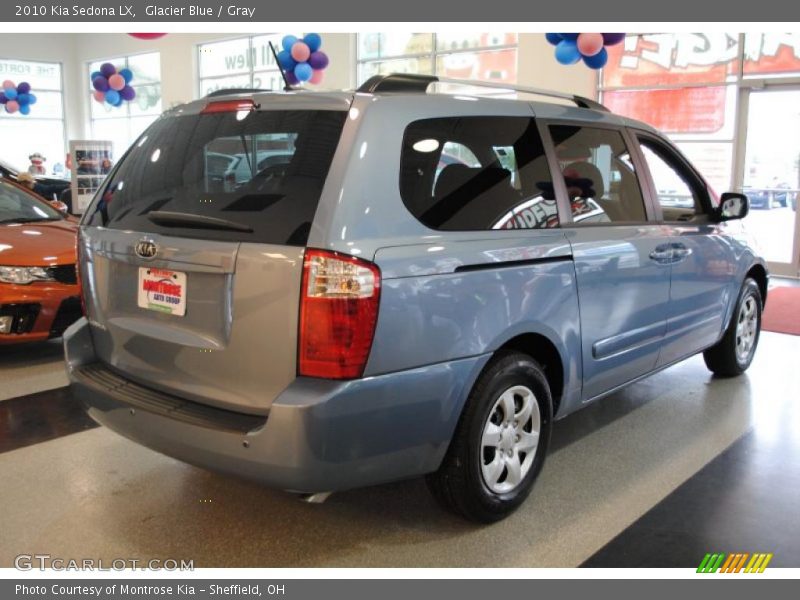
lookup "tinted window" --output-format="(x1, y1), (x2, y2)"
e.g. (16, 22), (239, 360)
(401, 117), (558, 231)
(639, 139), (707, 220)
(549, 125), (647, 224)
(83, 110), (347, 245)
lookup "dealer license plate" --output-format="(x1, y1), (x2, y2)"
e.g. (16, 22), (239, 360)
(137, 267), (187, 316)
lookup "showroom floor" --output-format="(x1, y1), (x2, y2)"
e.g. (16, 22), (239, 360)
(1, 290), (799, 568)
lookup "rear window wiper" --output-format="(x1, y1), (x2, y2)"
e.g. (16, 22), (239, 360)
(146, 210), (254, 233)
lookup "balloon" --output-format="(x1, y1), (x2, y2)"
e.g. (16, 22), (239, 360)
(583, 47), (609, 69)
(27, 93), (37, 105)
(285, 71), (299, 86)
(0, 92), (6, 103)
(93, 90), (105, 103)
(108, 74), (126, 91)
(19, 104), (30, 115)
(16, 93), (30, 105)
(128, 33), (166, 39)
(119, 68), (134, 83)
(602, 33), (626, 46)
(104, 89), (120, 105)
(309, 69), (324, 85)
(120, 85), (136, 101)
(308, 51), (329, 70)
(277, 50), (296, 70)
(4, 88), (17, 100)
(577, 33), (605, 57)
(304, 33), (322, 52)
(90, 70), (102, 80)
(545, 33), (563, 46)
(2, 80), (14, 90)
(559, 33), (579, 41)
(291, 41), (310, 62)
(93, 76), (109, 92)
(555, 40), (581, 65)
(100, 62), (116, 77)
(17, 82), (30, 94)
(5, 100), (19, 113)
(282, 35), (298, 52)
(294, 62), (313, 82)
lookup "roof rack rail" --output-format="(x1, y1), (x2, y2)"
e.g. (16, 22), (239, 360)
(356, 73), (608, 112)
(205, 88), (268, 98)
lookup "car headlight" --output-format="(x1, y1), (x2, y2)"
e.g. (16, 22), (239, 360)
(0, 266), (55, 285)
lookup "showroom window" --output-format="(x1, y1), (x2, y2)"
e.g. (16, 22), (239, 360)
(357, 33), (518, 85)
(88, 52), (162, 156)
(197, 35), (285, 97)
(0, 58), (66, 177)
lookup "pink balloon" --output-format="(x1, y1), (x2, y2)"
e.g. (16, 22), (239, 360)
(309, 69), (325, 85)
(93, 90), (105, 103)
(577, 33), (605, 57)
(108, 74), (126, 91)
(2, 80), (14, 90)
(5, 100), (19, 113)
(291, 41), (311, 63)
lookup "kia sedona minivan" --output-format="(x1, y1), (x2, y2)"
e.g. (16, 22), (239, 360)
(64, 74), (767, 522)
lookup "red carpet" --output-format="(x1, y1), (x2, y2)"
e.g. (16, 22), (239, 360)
(761, 286), (800, 336)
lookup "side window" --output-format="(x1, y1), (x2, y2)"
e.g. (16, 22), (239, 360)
(638, 139), (707, 221)
(549, 125), (647, 224)
(400, 116), (558, 231)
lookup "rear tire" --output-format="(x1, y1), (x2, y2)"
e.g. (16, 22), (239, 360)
(703, 278), (762, 377)
(426, 351), (552, 523)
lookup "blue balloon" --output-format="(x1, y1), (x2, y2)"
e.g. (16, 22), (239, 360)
(559, 33), (579, 41)
(303, 33), (322, 52)
(16, 93), (30, 105)
(294, 62), (313, 82)
(277, 50), (296, 71)
(555, 40), (581, 65)
(282, 35), (298, 53)
(104, 89), (120, 105)
(90, 70), (102, 81)
(4, 88), (17, 100)
(119, 68), (134, 83)
(19, 103), (30, 115)
(582, 47), (608, 69)
(27, 93), (37, 105)
(545, 33), (563, 46)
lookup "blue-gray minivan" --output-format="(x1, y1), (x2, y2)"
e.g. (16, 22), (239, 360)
(64, 74), (767, 522)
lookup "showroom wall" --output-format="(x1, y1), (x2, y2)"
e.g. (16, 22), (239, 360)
(3, 32), (596, 151)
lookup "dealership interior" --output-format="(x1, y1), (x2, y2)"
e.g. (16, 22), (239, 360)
(1, 32), (799, 568)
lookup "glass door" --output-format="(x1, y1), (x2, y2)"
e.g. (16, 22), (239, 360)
(739, 87), (800, 277)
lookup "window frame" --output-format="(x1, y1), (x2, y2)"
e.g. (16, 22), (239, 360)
(632, 129), (717, 222)
(538, 119), (659, 227)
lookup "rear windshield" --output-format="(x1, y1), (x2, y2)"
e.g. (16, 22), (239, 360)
(83, 109), (347, 245)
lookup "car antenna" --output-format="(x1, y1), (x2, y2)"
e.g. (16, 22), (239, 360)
(269, 42), (293, 91)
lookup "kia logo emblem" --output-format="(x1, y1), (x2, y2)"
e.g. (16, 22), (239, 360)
(135, 239), (158, 260)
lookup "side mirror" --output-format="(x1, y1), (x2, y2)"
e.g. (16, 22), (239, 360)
(716, 192), (749, 222)
(49, 200), (69, 214)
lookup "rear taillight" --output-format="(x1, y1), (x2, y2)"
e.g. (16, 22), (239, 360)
(298, 249), (381, 379)
(201, 99), (256, 114)
(75, 230), (86, 315)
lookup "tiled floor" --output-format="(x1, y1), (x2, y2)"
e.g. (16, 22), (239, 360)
(1, 326), (798, 567)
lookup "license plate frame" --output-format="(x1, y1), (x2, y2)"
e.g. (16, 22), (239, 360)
(137, 267), (187, 316)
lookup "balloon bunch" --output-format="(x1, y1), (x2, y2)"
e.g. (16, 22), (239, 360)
(0, 81), (37, 115)
(276, 34), (329, 85)
(91, 63), (136, 107)
(546, 33), (626, 69)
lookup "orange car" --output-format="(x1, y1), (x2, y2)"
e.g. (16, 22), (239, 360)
(0, 178), (82, 344)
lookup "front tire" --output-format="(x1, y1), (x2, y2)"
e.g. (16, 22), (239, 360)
(703, 278), (762, 377)
(426, 351), (552, 523)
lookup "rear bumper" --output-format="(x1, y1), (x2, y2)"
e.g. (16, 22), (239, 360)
(0, 281), (81, 344)
(64, 318), (488, 493)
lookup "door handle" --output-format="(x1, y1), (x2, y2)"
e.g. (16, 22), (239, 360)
(670, 242), (692, 261)
(649, 245), (674, 263)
